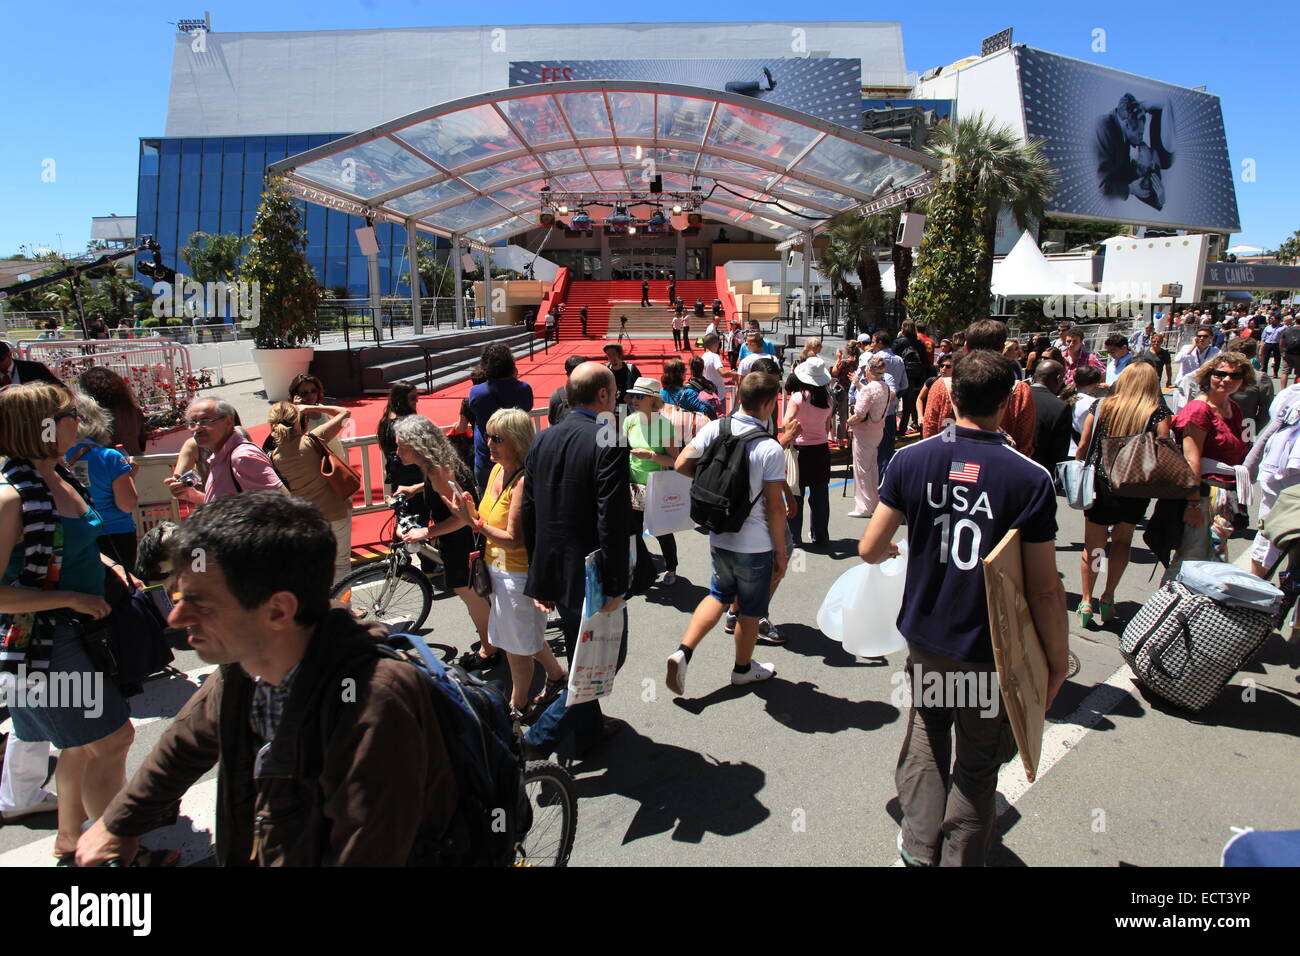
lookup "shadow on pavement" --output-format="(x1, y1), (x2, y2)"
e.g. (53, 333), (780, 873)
(572, 728), (770, 844)
(772, 621), (892, 669)
(674, 678), (900, 735)
(1137, 681), (1300, 738)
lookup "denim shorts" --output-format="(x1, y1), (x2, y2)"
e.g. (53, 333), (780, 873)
(709, 547), (774, 619)
(7, 622), (131, 750)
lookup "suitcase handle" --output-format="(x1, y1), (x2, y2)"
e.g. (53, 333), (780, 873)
(1149, 609), (1193, 682)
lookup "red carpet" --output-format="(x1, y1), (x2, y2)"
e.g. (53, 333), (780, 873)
(247, 337), (698, 555)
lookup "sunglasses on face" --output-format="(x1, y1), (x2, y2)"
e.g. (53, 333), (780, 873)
(1210, 369), (1244, 381)
(1195, 333), (1211, 339)
(486, 434), (505, 444)
(54, 409), (79, 423)
(294, 388), (320, 399)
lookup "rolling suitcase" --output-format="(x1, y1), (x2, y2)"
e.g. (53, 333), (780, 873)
(1120, 582), (1274, 712)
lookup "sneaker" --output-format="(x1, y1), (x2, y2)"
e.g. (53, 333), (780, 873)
(847, 510), (871, 518)
(0, 790), (58, 822)
(723, 611), (738, 635)
(730, 660), (776, 685)
(666, 650), (689, 697)
(897, 829), (931, 867)
(757, 619), (785, 644)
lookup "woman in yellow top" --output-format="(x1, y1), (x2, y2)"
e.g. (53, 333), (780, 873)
(266, 401), (353, 583)
(444, 408), (566, 720)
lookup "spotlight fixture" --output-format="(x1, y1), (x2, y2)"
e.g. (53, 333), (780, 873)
(628, 225), (637, 235)
(649, 209), (666, 224)
(609, 207), (630, 225)
(672, 204), (683, 213)
(557, 204), (569, 214)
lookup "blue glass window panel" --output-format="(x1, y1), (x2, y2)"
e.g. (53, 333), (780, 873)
(198, 210), (219, 233)
(219, 208), (244, 234)
(202, 139), (223, 176)
(199, 175), (221, 211)
(244, 175), (265, 205)
(177, 211), (199, 245)
(139, 141), (160, 176)
(160, 141), (181, 180)
(137, 178), (159, 214)
(264, 137), (287, 162)
(286, 135), (310, 158)
(179, 175), (200, 212)
(243, 137), (265, 174)
(220, 173), (243, 210)
(180, 139), (201, 173)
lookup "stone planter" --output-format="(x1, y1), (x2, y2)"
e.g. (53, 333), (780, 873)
(252, 346), (314, 401)
(144, 425), (190, 457)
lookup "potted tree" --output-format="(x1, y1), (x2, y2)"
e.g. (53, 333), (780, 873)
(238, 176), (319, 401)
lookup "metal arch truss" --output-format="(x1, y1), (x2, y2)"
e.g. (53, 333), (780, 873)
(266, 79), (939, 247)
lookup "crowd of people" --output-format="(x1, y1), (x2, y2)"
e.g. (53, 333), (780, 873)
(2, 300), (1296, 867)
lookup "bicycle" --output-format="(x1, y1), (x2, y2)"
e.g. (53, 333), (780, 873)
(331, 492), (442, 631)
(516, 760), (578, 866)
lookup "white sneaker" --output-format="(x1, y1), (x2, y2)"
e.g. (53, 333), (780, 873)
(0, 790), (58, 822)
(731, 660), (776, 685)
(666, 650), (689, 697)
(847, 510), (871, 518)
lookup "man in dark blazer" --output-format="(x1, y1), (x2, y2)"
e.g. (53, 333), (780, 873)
(1029, 360), (1072, 477)
(521, 362), (632, 758)
(0, 341), (61, 389)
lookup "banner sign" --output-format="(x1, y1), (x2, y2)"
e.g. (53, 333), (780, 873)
(509, 59), (863, 127)
(1017, 47), (1240, 232)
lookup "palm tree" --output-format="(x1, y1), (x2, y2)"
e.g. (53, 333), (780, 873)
(825, 212), (894, 337)
(817, 238), (861, 336)
(180, 232), (245, 283)
(926, 113), (1059, 296)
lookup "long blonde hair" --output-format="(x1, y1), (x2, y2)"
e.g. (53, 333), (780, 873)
(267, 401), (300, 450)
(1099, 363), (1160, 437)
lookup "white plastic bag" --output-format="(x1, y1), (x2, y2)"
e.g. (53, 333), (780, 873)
(567, 550), (626, 707)
(816, 541), (908, 657)
(642, 469), (695, 537)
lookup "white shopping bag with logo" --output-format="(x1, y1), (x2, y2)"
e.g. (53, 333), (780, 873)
(566, 550), (627, 707)
(642, 469), (695, 536)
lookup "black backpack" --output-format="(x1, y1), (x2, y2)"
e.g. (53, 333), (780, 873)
(321, 634), (525, 867)
(898, 341), (926, 384)
(689, 417), (775, 534)
(1282, 326), (1300, 355)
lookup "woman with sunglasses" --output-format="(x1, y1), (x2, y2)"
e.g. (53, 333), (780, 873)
(0, 383), (175, 866)
(288, 373), (346, 460)
(441, 408), (567, 721)
(917, 355), (953, 420)
(845, 355), (891, 518)
(1167, 353), (1253, 579)
(392, 415), (495, 671)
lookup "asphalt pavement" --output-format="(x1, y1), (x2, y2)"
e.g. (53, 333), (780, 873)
(2, 472), (1297, 867)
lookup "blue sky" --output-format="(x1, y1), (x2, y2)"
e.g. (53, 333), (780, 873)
(2, 0), (1295, 258)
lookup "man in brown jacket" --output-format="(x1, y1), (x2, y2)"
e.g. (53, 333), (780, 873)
(921, 319), (1037, 457)
(76, 492), (459, 866)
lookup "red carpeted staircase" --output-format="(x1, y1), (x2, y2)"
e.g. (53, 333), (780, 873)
(555, 280), (720, 339)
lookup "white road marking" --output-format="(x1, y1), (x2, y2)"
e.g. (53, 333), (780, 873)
(893, 662), (1138, 865)
(0, 778), (218, 868)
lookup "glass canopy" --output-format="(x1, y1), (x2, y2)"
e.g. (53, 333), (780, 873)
(267, 80), (939, 246)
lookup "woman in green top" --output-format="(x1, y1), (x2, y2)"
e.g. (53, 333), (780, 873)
(624, 377), (682, 586)
(0, 383), (168, 865)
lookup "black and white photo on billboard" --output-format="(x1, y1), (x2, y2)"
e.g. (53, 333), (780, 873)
(1096, 93), (1174, 210)
(1017, 47), (1239, 232)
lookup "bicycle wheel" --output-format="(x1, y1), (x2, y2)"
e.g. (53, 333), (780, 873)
(516, 761), (578, 867)
(332, 561), (433, 632)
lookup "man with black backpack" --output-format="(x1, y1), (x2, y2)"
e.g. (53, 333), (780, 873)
(665, 372), (788, 696)
(893, 320), (930, 436)
(76, 492), (463, 866)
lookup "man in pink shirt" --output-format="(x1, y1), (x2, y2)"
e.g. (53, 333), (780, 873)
(165, 398), (284, 505)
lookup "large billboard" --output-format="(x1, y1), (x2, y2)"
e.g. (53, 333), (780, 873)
(1017, 47), (1240, 232)
(509, 59), (863, 127)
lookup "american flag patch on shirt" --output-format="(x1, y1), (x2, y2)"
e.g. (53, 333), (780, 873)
(948, 461), (980, 483)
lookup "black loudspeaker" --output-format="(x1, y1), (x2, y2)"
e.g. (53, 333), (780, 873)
(649, 175), (663, 194)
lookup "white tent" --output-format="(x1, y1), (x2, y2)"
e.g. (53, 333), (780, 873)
(992, 231), (1100, 298)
